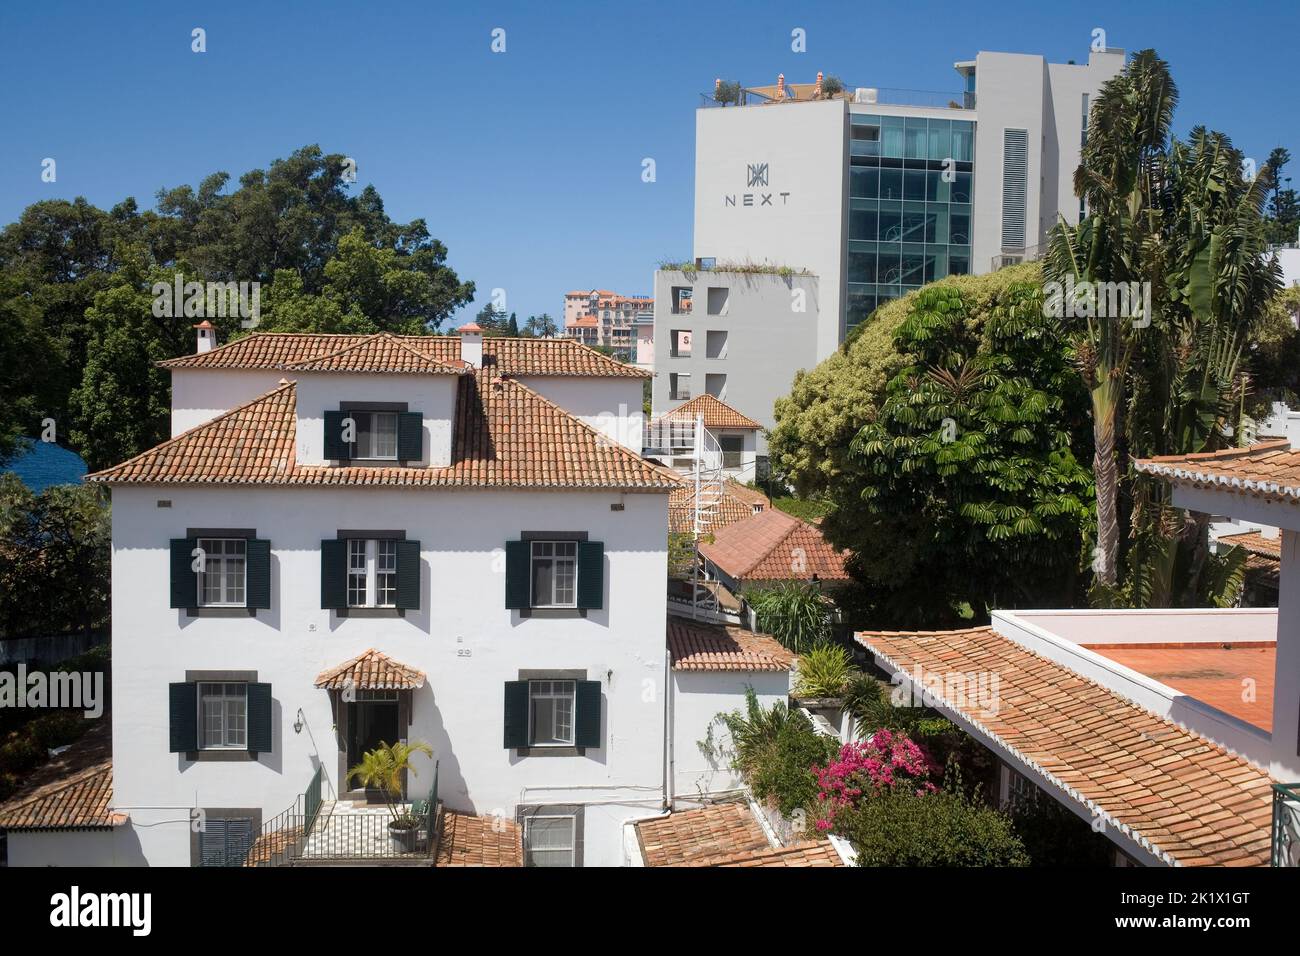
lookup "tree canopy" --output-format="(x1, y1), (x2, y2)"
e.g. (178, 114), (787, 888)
(0, 145), (474, 469)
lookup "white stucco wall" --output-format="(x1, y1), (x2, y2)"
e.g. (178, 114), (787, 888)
(514, 376), (645, 452)
(171, 369), (289, 435)
(293, 371), (458, 468)
(670, 669), (789, 801)
(109, 484), (671, 867)
(6, 828), (148, 866)
(693, 98), (846, 359)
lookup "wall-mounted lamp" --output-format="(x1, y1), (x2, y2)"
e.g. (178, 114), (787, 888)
(293, 708), (305, 734)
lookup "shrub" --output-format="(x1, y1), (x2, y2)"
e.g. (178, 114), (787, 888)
(710, 690), (840, 819)
(29, 711), (88, 751)
(835, 787), (1029, 866)
(0, 734), (45, 774)
(744, 582), (833, 653)
(813, 731), (938, 830)
(794, 642), (857, 698)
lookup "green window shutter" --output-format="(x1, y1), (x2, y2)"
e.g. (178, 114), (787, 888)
(503, 681), (529, 748)
(245, 539), (271, 609)
(395, 540), (421, 610)
(170, 538), (197, 609)
(574, 680), (602, 749)
(397, 412), (423, 463)
(321, 539), (348, 609)
(169, 682), (198, 752)
(323, 410), (347, 461)
(577, 541), (604, 610)
(505, 540), (530, 609)
(246, 683), (273, 753)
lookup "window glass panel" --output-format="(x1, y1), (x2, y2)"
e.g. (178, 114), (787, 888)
(199, 683), (247, 749)
(879, 168), (902, 201)
(376, 539), (397, 606)
(348, 538), (367, 606)
(529, 680), (576, 745)
(197, 538), (246, 607)
(372, 413), (398, 459)
(525, 816), (575, 867)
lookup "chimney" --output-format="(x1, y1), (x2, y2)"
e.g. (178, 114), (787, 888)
(775, 73), (785, 101)
(459, 322), (484, 368)
(1262, 525), (1281, 540)
(194, 320), (217, 354)
(813, 71), (823, 99)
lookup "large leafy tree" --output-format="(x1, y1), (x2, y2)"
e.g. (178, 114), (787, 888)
(845, 281), (1092, 623)
(769, 265), (1093, 628)
(0, 144), (474, 468)
(1045, 51), (1281, 606)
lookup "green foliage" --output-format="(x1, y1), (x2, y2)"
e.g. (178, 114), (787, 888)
(743, 581), (833, 652)
(771, 496), (832, 523)
(770, 264), (1091, 627)
(713, 81), (742, 106)
(794, 642), (857, 698)
(836, 786), (1029, 866)
(522, 313), (559, 338)
(0, 144), (474, 469)
(346, 739), (434, 826)
(819, 76), (845, 98)
(708, 689), (839, 819)
(0, 474), (110, 638)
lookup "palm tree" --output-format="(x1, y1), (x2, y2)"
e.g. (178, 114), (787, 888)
(1044, 50), (1178, 588)
(346, 739), (434, 826)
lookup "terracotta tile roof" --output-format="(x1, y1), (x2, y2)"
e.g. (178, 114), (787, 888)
(1216, 530), (1282, 560)
(283, 332), (461, 374)
(636, 803), (771, 865)
(667, 618), (793, 672)
(634, 803), (843, 866)
(669, 480), (769, 534)
(0, 721), (122, 831)
(314, 649), (427, 690)
(566, 316), (599, 329)
(714, 840), (845, 867)
(700, 509), (851, 583)
(1134, 440), (1300, 503)
(86, 374), (681, 491)
(437, 809), (523, 866)
(856, 626), (1275, 866)
(159, 332), (648, 378)
(659, 394), (763, 430)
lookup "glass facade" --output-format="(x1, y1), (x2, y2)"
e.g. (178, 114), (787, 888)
(846, 113), (975, 329)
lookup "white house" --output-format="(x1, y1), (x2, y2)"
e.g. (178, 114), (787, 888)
(643, 393), (762, 484)
(0, 326), (798, 868)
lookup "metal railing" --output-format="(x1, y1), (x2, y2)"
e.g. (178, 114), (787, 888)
(244, 766), (324, 867)
(1272, 783), (1300, 866)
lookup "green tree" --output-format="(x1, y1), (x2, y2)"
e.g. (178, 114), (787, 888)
(523, 313), (559, 338)
(1265, 147), (1300, 245)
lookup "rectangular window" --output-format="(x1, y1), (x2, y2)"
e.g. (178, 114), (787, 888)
(671, 286), (693, 314)
(669, 372), (691, 401)
(719, 434), (744, 469)
(528, 680), (576, 746)
(531, 541), (577, 608)
(198, 538), (246, 607)
(670, 329), (692, 357)
(705, 330), (728, 359)
(705, 373), (726, 399)
(346, 538), (399, 607)
(524, 813), (577, 867)
(346, 411), (399, 460)
(199, 682), (247, 749)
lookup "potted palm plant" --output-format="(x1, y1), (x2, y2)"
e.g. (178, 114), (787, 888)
(346, 740), (434, 853)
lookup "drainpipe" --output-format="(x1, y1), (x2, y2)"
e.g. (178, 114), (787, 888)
(663, 646), (674, 811)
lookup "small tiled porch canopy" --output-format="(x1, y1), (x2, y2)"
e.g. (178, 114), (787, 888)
(314, 648), (426, 691)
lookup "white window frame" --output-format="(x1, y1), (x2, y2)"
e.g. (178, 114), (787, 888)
(527, 679), (576, 747)
(345, 410), (399, 461)
(346, 538), (398, 608)
(198, 682), (248, 750)
(523, 812), (577, 868)
(197, 537), (247, 608)
(530, 540), (578, 608)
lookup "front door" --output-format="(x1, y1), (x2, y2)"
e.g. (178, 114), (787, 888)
(345, 692), (401, 798)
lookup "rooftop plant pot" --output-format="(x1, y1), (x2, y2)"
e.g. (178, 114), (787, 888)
(389, 817), (420, 853)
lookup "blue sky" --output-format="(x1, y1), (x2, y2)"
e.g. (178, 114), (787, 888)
(1, 0), (1295, 325)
